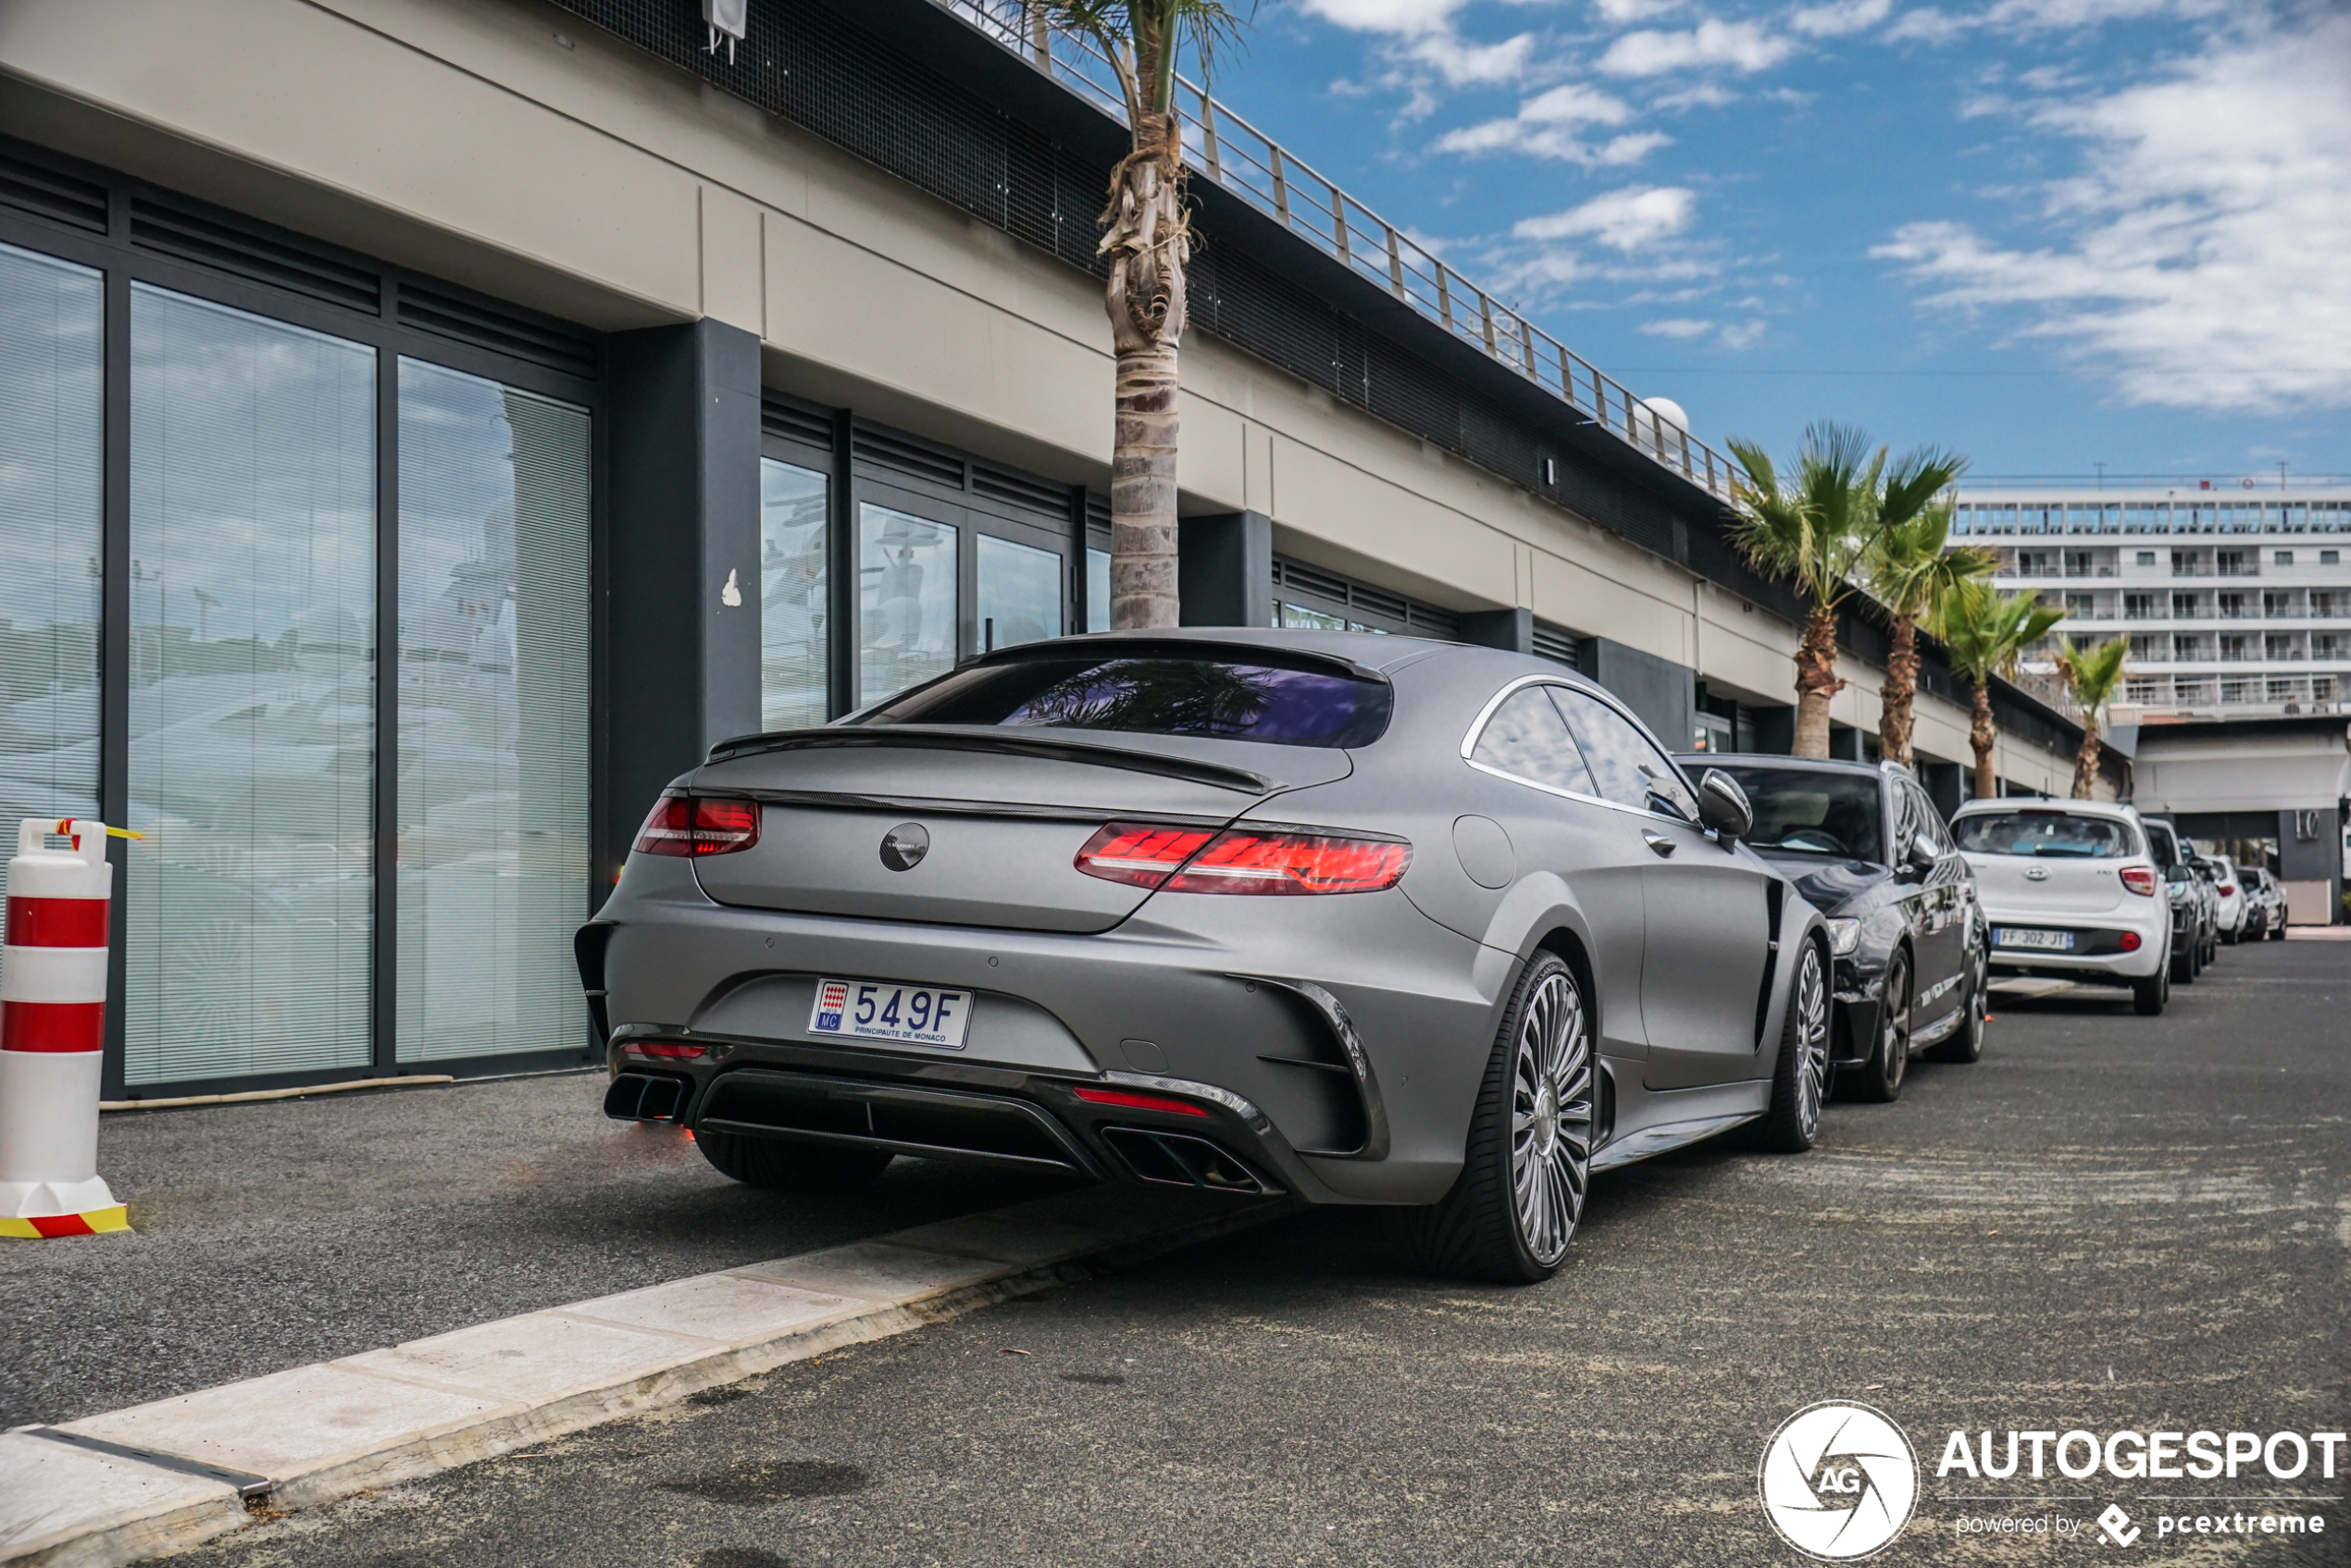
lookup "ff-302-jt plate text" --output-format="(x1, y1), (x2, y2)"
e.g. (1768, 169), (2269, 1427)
(1995, 927), (2075, 951)
(808, 978), (974, 1051)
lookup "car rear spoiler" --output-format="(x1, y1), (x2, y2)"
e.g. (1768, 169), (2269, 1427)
(702, 728), (1279, 794)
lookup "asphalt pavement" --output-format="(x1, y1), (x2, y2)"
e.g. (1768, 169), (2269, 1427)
(92, 941), (2351, 1564)
(0, 1071), (1074, 1431)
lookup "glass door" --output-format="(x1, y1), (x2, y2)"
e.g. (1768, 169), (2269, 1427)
(976, 532), (1063, 653)
(858, 501), (957, 706)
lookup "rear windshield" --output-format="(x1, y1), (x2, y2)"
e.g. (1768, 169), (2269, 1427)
(1711, 765), (1884, 860)
(854, 649), (1393, 749)
(1954, 811), (2137, 859)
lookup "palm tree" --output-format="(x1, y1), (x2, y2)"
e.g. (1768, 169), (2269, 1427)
(1048, 1), (1254, 629)
(1724, 422), (1962, 759)
(1930, 579), (2067, 801)
(1861, 496), (1992, 769)
(2054, 635), (2131, 799)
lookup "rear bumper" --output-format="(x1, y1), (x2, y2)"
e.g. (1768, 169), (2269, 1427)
(591, 864), (1510, 1206)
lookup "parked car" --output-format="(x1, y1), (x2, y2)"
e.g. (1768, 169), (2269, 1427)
(2240, 866), (2289, 940)
(2208, 855), (2249, 944)
(2190, 857), (2227, 964)
(2141, 817), (2210, 985)
(1949, 799), (2171, 1014)
(1674, 754), (1987, 1103)
(582, 630), (1833, 1284)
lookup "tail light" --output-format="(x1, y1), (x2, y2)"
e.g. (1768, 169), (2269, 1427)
(2119, 866), (2158, 897)
(2218, 885), (2235, 897)
(1075, 822), (1411, 895)
(632, 792), (761, 857)
(2120, 931), (2142, 952)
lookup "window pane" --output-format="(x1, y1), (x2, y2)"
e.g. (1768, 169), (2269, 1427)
(976, 532), (1061, 653)
(125, 284), (376, 1084)
(1553, 689), (1698, 819)
(1470, 685), (1594, 795)
(396, 358), (591, 1063)
(0, 242), (102, 843)
(859, 503), (955, 704)
(1086, 547), (1109, 634)
(761, 459), (828, 729)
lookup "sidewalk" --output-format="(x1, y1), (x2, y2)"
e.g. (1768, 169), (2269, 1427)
(1, 1071), (1077, 1433)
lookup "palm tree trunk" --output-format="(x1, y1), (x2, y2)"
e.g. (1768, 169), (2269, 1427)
(1970, 681), (1997, 800)
(1101, 114), (1188, 629)
(2071, 721), (2103, 800)
(1878, 614), (1919, 768)
(1793, 605), (1840, 759)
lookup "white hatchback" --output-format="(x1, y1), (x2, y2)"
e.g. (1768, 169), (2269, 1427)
(2209, 855), (2247, 943)
(1950, 799), (2171, 1015)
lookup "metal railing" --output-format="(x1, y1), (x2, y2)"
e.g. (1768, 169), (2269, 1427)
(940, 0), (1745, 503)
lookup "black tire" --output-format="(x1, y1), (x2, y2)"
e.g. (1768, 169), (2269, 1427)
(2269, 921), (2288, 942)
(2169, 935), (2195, 982)
(697, 1129), (893, 1192)
(2182, 938), (2201, 984)
(2221, 926), (2239, 947)
(1848, 948), (1910, 1101)
(2133, 964), (2168, 1016)
(1751, 940), (1830, 1153)
(1403, 952), (1596, 1284)
(1926, 942), (1989, 1064)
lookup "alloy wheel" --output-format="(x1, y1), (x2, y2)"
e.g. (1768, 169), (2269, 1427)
(1792, 947), (1830, 1141)
(1510, 971), (1596, 1268)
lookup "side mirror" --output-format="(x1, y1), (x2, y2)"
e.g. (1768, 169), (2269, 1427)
(2165, 864), (2193, 884)
(1696, 768), (1752, 840)
(1907, 830), (1940, 873)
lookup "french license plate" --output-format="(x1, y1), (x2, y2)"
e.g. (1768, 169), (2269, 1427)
(807, 977), (973, 1051)
(1995, 927), (2074, 952)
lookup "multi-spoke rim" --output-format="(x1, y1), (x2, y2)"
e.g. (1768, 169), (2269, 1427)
(1880, 954), (1909, 1092)
(1511, 970), (1595, 1267)
(1793, 946), (1830, 1140)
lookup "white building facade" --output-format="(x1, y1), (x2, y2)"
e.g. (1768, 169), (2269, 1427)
(1954, 484), (2351, 722)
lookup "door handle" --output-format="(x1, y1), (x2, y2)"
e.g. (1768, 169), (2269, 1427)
(1642, 830), (1676, 857)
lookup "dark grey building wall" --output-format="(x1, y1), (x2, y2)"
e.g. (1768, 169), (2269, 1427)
(1586, 638), (1696, 753)
(1457, 607), (1533, 654)
(1178, 511), (1272, 628)
(1921, 761), (1964, 821)
(603, 317), (763, 888)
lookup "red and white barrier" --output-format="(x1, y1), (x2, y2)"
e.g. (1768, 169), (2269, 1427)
(0, 818), (126, 1238)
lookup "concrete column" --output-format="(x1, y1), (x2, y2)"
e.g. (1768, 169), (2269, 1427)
(603, 317), (763, 888)
(1586, 638), (1697, 753)
(1456, 608), (1533, 654)
(1178, 511), (1272, 628)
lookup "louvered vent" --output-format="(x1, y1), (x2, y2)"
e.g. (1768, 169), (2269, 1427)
(854, 427), (964, 489)
(1532, 623), (1580, 668)
(129, 198), (379, 312)
(397, 283), (596, 379)
(971, 462), (1067, 518)
(0, 152), (106, 233)
(762, 395), (834, 451)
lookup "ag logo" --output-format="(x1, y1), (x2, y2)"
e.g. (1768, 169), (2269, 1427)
(1758, 1401), (1920, 1561)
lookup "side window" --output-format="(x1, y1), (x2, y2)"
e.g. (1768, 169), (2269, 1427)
(1470, 685), (1597, 796)
(1553, 690), (1698, 820)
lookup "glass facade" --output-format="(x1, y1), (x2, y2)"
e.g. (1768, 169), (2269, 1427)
(123, 284), (378, 1084)
(394, 359), (592, 1064)
(859, 502), (956, 705)
(760, 459), (828, 729)
(975, 531), (1061, 652)
(0, 243), (102, 840)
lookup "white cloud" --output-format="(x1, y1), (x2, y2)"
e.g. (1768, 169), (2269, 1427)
(1516, 184), (1699, 248)
(1789, 0), (1893, 37)
(1653, 81), (1740, 109)
(1873, 11), (2351, 413)
(1720, 318), (1768, 348)
(1433, 82), (1677, 162)
(1405, 30), (1541, 83)
(1593, 0), (1687, 21)
(1640, 317), (1717, 336)
(1295, 0), (1467, 33)
(1598, 19), (1796, 74)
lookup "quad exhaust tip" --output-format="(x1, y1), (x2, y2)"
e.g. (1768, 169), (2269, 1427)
(1100, 1126), (1278, 1196)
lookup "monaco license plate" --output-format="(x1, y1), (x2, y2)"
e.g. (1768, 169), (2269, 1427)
(807, 977), (973, 1051)
(1995, 927), (2075, 952)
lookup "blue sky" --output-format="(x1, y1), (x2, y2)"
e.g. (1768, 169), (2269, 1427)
(1195, 0), (2349, 482)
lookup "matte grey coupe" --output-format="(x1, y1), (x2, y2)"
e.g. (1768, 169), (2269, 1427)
(581, 629), (1832, 1281)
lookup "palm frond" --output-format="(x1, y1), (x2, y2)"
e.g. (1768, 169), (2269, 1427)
(2055, 635), (2131, 718)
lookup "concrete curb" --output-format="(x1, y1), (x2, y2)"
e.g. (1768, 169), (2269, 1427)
(1, 1185), (1291, 1568)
